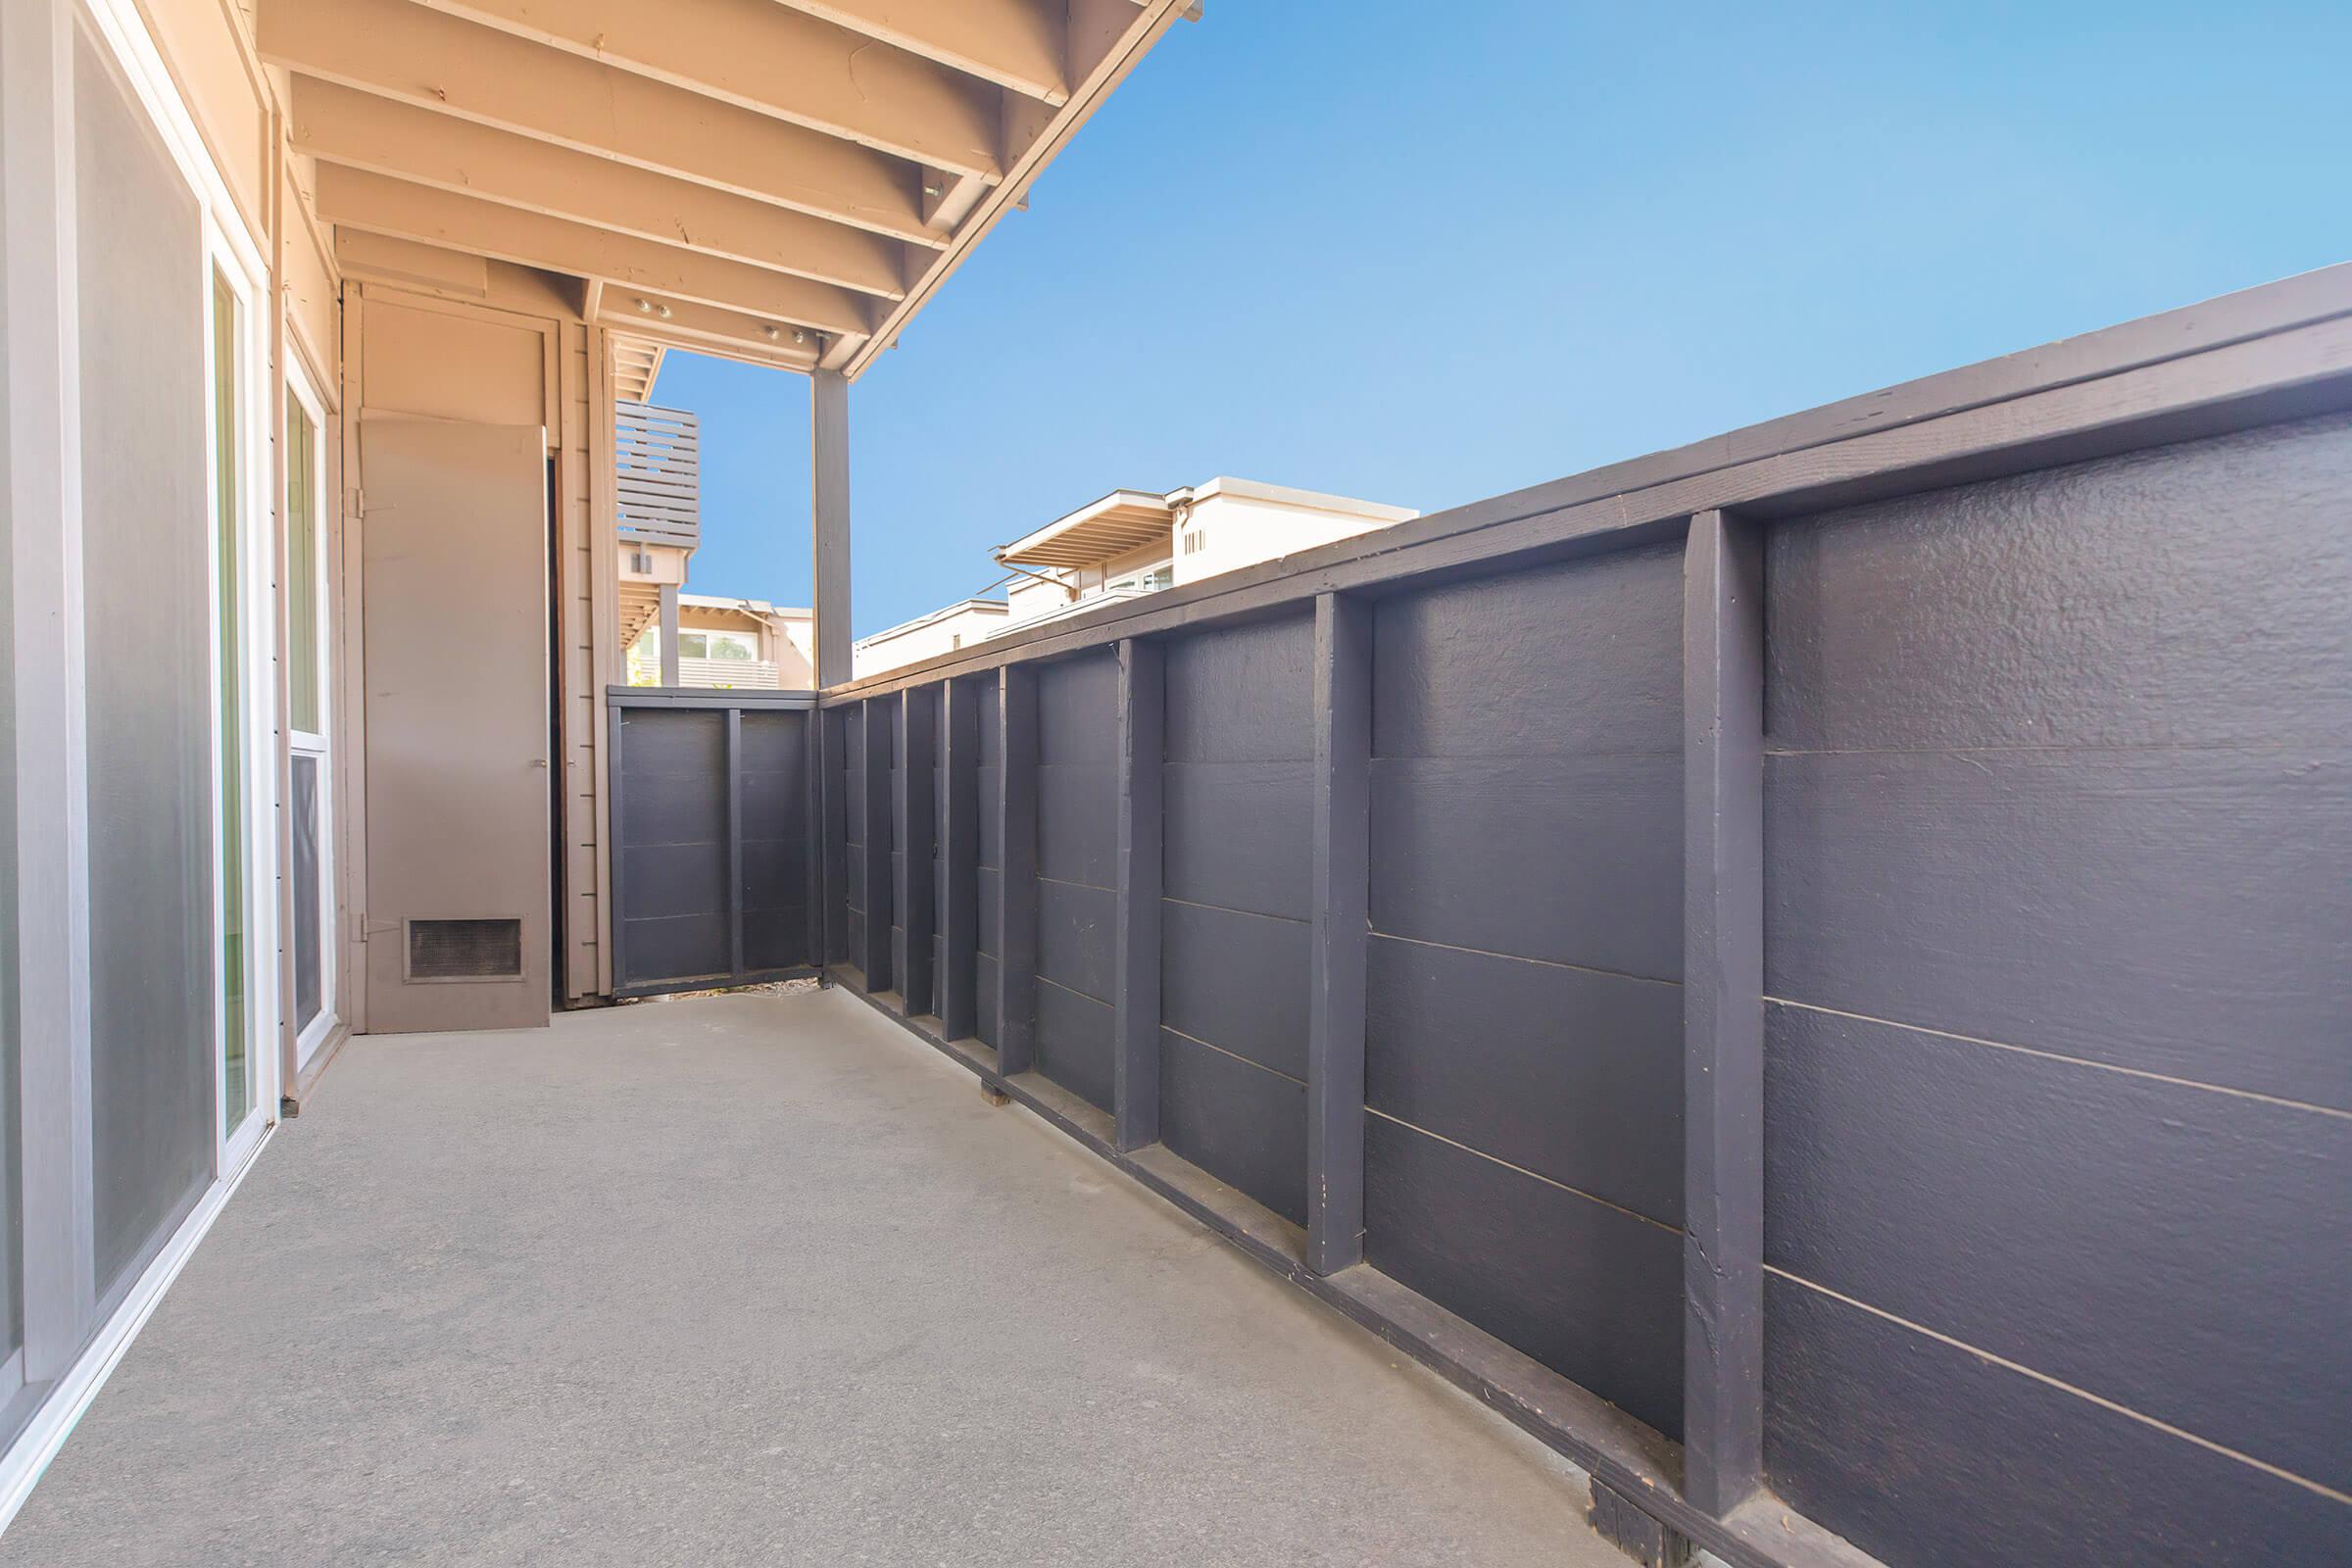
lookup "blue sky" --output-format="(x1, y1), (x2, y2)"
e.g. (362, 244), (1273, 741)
(656, 0), (2352, 636)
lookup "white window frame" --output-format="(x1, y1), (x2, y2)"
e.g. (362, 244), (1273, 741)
(284, 362), (337, 1067)
(681, 628), (760, 662)
(205, 235), (278, 1173)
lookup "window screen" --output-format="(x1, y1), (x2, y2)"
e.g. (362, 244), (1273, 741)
(292, 756), (322, 1031)
(287, 402), (319, 732)
(75, 29), (216, 1301)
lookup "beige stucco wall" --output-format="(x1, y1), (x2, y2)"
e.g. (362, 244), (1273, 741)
(853, 601), (1010, 678)
(1173, 487), (1417, 588)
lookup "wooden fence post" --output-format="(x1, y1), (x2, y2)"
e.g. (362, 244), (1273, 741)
(1113, 638), (1165, 1152)
(1306, 593), (1372, 1275)
(994, 665), (1039, 1074)
(1681, 508), (1766, 1517)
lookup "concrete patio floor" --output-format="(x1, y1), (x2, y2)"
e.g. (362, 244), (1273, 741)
(2, 985), (1628, 1566)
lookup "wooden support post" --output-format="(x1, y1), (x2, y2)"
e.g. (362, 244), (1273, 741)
(896, 685), (937, 1014)
(939, 678), (980, 1040)
(657, 582), (681, 687)
(859, 695), (892, 991)
(1681, 508), (1766, 1518)
(809, 367), (851, 688)
(725, 705), (744, 980)
(994, 664), (1039, 1075)
(1306, 592), (1372, 1275)
(1112, 638), (1164, 1152)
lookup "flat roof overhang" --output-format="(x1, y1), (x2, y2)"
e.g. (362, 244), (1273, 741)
(996, 489), (1175, 568)
(260, 0), (1196, 380)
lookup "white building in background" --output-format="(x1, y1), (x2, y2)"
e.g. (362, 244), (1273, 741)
(853, 477), (1417, 677)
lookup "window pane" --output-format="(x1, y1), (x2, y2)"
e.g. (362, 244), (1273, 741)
(213, 269), (250, 1137)
(292, 756), (321, 1031)
(711, 632), (754, 662)
(677, 631), (709, 659)
(287, 403), (319, 732)
(75, 30), (215, 1299)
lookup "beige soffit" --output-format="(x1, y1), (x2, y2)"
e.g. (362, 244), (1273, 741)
(261, 0), (1196, 378)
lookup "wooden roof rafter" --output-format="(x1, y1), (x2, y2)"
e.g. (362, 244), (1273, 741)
(257, 0), (1196, 377)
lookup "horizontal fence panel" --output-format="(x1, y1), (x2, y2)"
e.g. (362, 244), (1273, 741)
(1763, 1274), (2349, 1568)
(1372, 547), (1684, 759)
(1159, 899), (1308, 1081)
(1766, 744), (2351, 1104)
(1765, 1000), (2351, 1494)
(1766, 415), (2352, 754)
(1163, 612), (1314, 762)
(1364, 1112), (1684, 1440)
(1368, 755), (1683, 979)
(1158, 1028), (1307, 1226)
(1161, 760), (1312, 920)
(1365, 933), (1682, 1228)
(1035, 977), (1114, 1113)
(1036, 763), (1115, 887)
(1037, 876), (1115, 1004)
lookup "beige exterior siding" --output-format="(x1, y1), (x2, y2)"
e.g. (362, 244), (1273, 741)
(348, 283), (613, 1008)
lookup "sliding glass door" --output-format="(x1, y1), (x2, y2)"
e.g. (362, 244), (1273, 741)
(71, 0), (273, 1312)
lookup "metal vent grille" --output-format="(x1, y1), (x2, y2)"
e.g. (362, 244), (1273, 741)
(407, 918), (524, 981)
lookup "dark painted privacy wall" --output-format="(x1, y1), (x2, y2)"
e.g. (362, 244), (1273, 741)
(609, 701), (811, 994)
(810, 408), (2352, 1568)
(1757, 412), (2352, 1568)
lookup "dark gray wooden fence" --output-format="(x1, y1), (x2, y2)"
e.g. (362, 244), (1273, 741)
(795, 272), (2351, 1568)
(607, 688), (816, 998)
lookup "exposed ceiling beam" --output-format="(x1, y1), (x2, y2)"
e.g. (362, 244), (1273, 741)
(775, 0), (1069, 104)
(314, 165), (878, 337)
(291, 79), (910, 300)
(258, 0), (947, 248)
(333, 228), (491, 297)
(407, 0), (1003, 177)
(598, 298), (828, 374)
(850, 0), (1188, 377)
